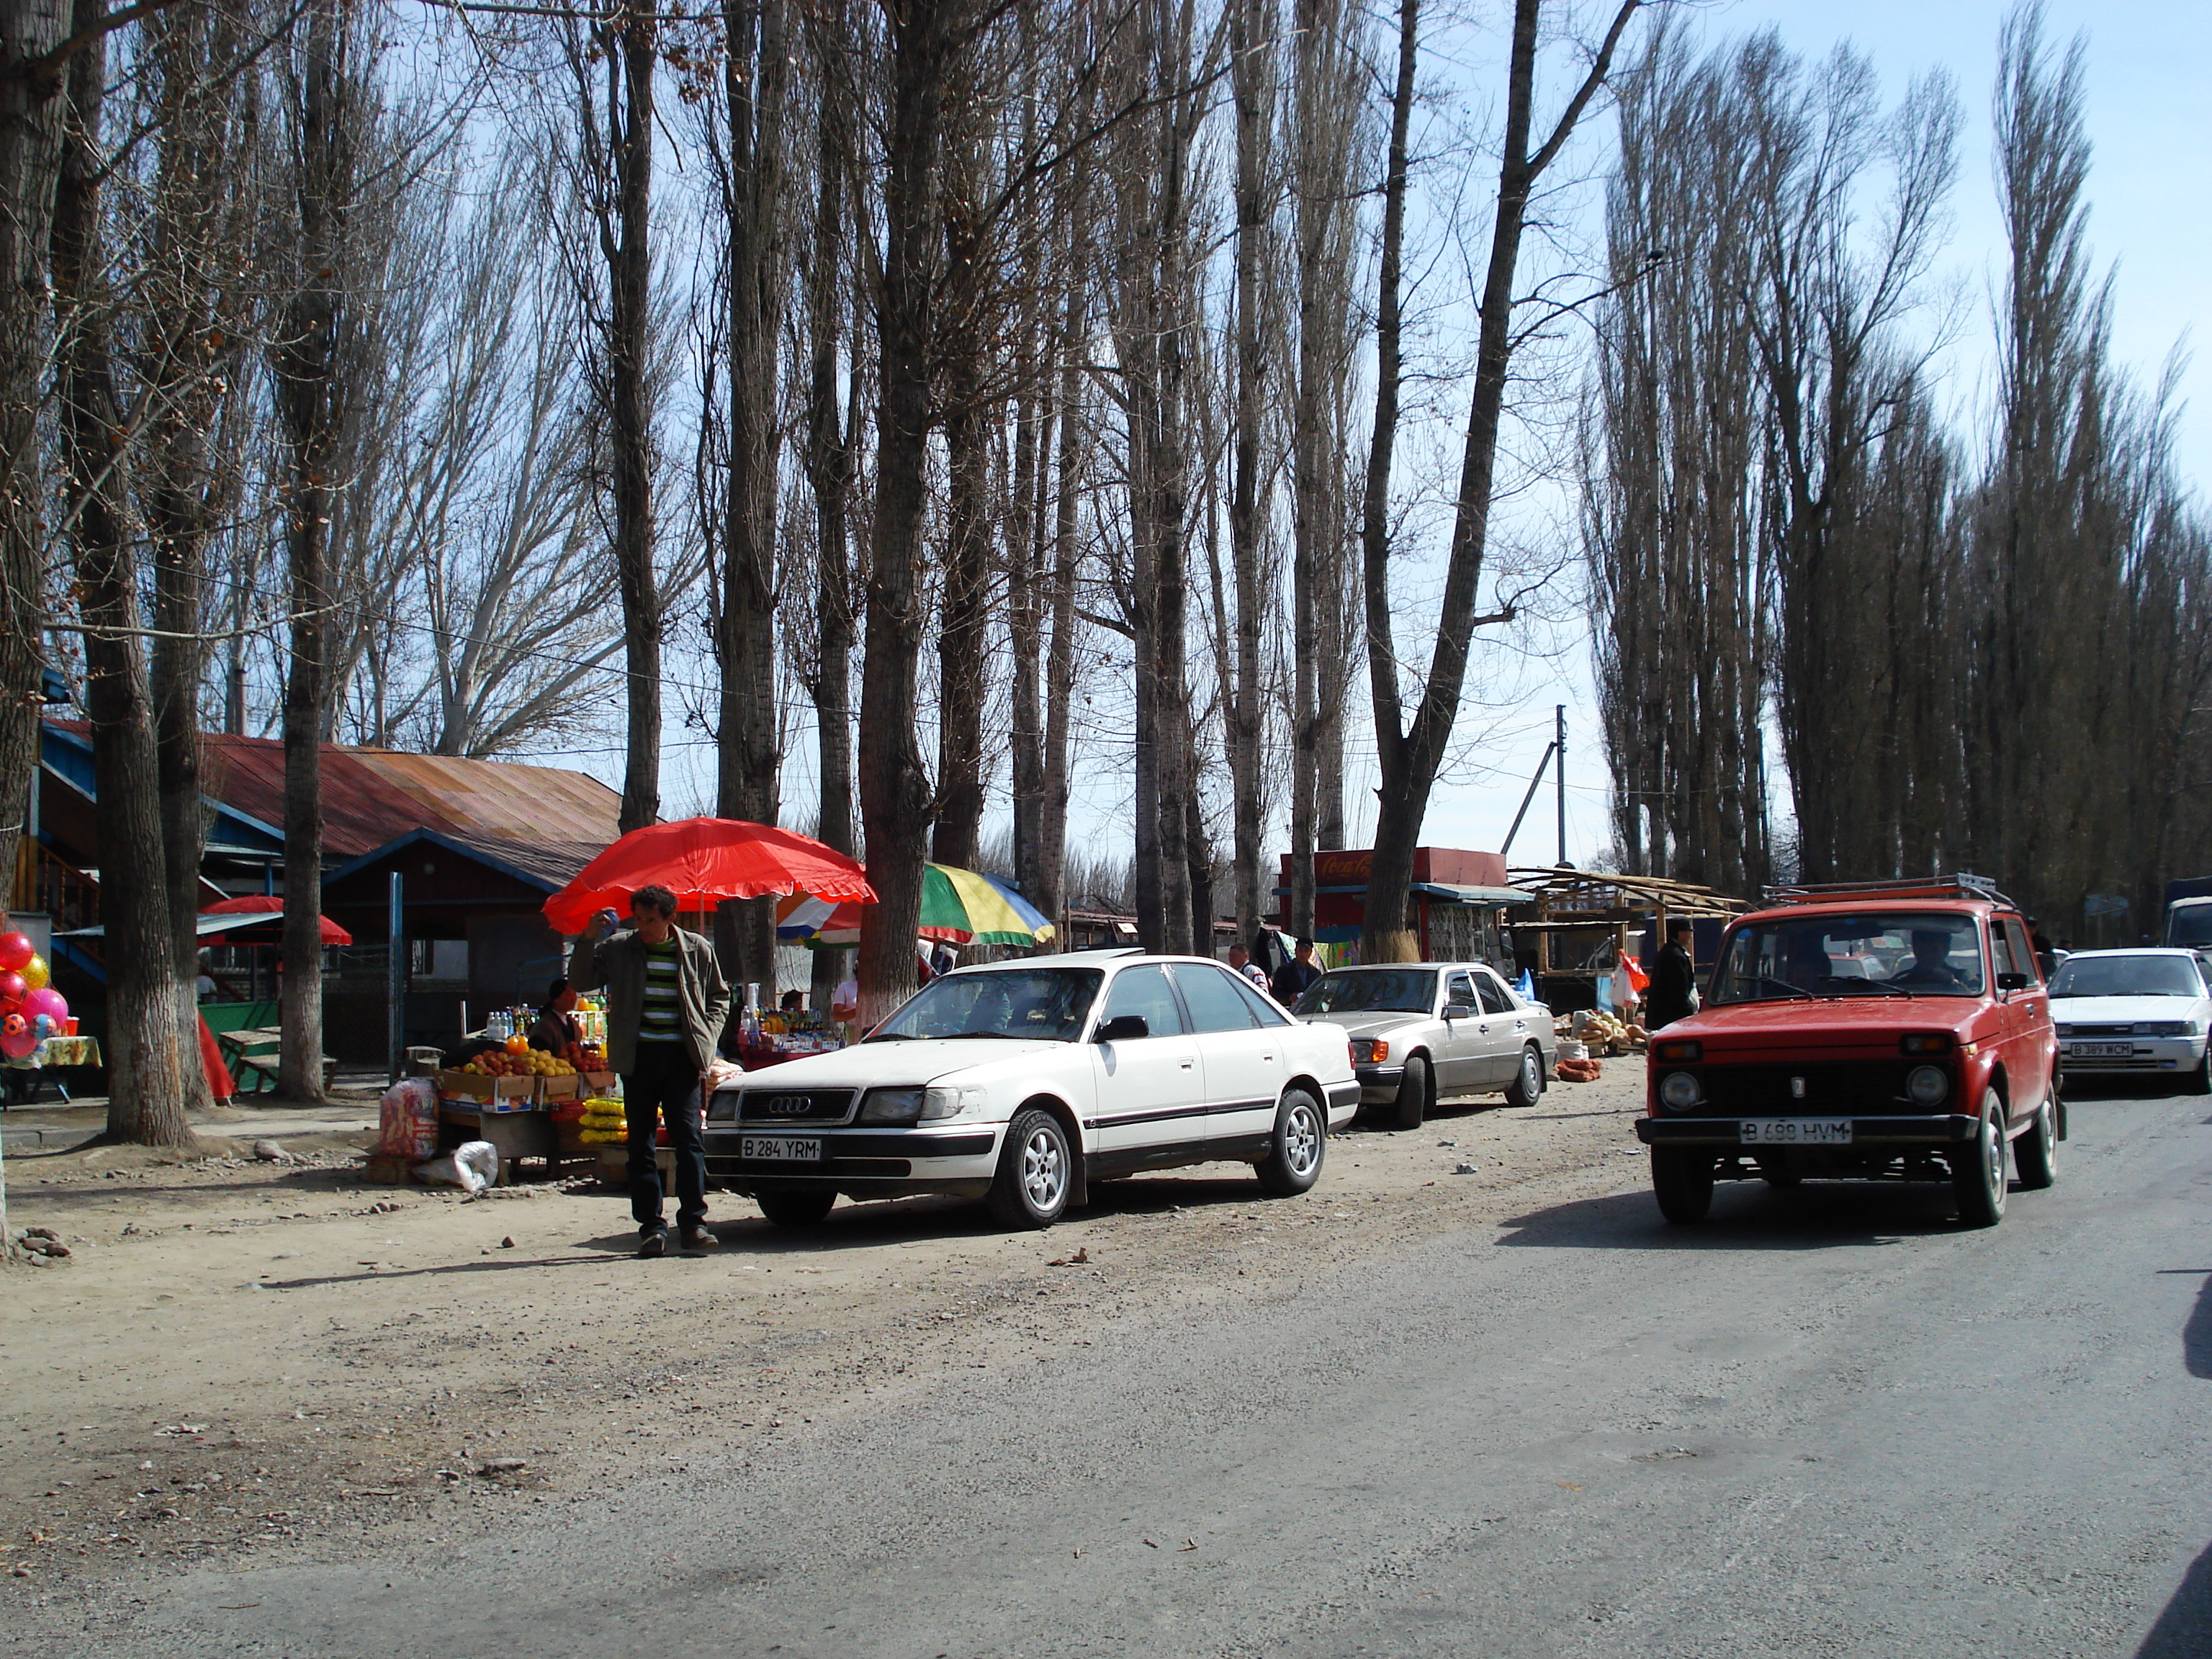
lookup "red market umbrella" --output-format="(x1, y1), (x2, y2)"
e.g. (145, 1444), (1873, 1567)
(200, 894), (354, 946)
(542, 817), (876, 936)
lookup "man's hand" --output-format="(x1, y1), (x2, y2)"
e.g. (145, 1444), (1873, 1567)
(586, 907), (621, 943)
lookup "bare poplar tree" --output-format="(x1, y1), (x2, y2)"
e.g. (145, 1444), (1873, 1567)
(50, 0), (194, 1143)
(1362, 0), (1643, 962)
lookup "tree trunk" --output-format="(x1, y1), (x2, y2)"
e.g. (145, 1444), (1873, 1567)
(1226, 0), (1274, 948)
(858, 0), (956, 1023)
(271, 0), (357, 1105)
(51, 0), (194, 1146)
(801, 0), (855, 1012)
(716, 0), (787, 997)
(0, 0), (66, 900)
(609, 7), (661, 835)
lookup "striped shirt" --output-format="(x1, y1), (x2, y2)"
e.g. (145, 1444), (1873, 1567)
(637, 938), (683, 1043)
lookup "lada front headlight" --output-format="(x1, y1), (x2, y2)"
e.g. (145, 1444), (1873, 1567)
(1658, 1071), (1701, 1111)
(1906, 1064), (1950, 1106)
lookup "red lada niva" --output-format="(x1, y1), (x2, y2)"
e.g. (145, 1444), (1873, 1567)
(1634, 877), (2060, 1227)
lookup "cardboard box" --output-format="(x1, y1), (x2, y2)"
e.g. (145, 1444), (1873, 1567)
(582, 1071), (617, 1094)
(537, 1073), (583, 1104)
(439, 1070), (538, 1110)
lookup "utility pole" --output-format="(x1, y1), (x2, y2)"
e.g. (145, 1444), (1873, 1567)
(1555, 703), (1567, 867)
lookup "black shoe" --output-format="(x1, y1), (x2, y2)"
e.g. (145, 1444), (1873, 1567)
(638, 1228), (667, 1259)
(679, 1225), (719, 1255)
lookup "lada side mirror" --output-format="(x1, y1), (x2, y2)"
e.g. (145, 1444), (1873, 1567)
(1996, 971), (2029, 992)
(1096, 1014), (1150, 1043)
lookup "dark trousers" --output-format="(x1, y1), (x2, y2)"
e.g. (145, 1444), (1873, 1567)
(623, 1043), (706, 1235)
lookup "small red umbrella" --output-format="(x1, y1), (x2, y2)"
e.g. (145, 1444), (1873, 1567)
(201, 894), (354, 946)
(542, 817), (875, 936)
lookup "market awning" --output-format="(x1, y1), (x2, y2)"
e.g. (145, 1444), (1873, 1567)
(1412, 883), (1537, 904)
(59, 910), (354, 945)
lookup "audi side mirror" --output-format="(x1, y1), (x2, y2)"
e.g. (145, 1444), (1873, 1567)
(1096, 1014), (1150, 1043)
(1996, 971), (2029, 992)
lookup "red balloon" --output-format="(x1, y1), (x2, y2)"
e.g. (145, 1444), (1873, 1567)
(0, 931), (29, 972)
(0, 1024), (34, 1060)
(0, 970), (22, 1004)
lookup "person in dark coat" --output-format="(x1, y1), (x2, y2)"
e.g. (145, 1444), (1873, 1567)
(1271, 936), (1323, 1004)
(1647, 921), (1699, 1029)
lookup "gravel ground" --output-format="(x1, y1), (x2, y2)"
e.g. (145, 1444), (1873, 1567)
(0, 1066), (1650, 1619)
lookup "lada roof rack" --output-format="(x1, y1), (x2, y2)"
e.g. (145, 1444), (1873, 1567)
(1758, 873), (2018, 909)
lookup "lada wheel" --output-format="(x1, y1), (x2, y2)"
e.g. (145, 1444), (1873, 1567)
(1257, 1088), (1326, 1196)
(1951, 1089), (2010, 1228)
(1650, 1147), (1714, 1223)
(989, 1107), (1072, 1228)
(1503, 1045), (1543, 1109)
(1391, 1054), (1431, 1130)
(755, 1190), (836, 1227)
(2013, 1089), (2058, 1191)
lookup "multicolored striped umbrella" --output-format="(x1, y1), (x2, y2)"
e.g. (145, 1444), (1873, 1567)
(776, 865), (1054, 948)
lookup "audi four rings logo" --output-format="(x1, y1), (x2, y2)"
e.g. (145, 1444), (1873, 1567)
(761, 1095), (811, 1116)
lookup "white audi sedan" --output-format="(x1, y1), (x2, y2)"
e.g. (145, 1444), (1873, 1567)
(703, 950), (1359, 1230)
(2048, 948), (2212, 1092)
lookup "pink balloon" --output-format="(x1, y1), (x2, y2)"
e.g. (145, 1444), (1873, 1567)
(0, 931), (28, 972)
(0, 1025), (34, 1060)
(22, 986), (66, 1024)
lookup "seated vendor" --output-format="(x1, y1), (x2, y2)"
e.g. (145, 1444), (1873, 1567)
(529, 979), (583, 1053)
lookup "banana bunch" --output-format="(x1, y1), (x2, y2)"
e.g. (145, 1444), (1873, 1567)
(577, 1097), (639, 1146)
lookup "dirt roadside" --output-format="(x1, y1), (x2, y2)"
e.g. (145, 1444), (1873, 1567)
(0, 1066), (1655, 1624)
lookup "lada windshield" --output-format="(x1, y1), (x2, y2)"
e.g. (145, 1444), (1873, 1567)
(2050, 954), (2203, 998)
(866, 967), (1102, 1042)
(1295, 968), (1437, 1016)
(1711, 912), (1986, 1003)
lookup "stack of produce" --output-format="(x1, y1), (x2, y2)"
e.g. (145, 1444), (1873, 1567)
(577, 1098), (632, 1145)
(1570, 1009), (1632, 1055)
(1555, 1053), (1604, 1083)
(458, 1035), (582, 1079)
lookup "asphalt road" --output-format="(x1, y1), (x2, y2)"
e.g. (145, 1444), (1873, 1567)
(58, 1081), (2212, 1658)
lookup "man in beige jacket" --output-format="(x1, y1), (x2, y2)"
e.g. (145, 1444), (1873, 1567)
(568, 884), (732, 1256)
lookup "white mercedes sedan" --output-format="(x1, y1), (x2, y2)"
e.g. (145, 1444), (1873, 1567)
(2048, 948), (2212, 1092)
(703, 950), (1359, 1230)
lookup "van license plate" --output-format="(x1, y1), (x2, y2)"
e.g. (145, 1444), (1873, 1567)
(742, 1136), (822, 1163)
(1739, 1120), (1852, 1146)
(2069, 1042), (2132, 1058)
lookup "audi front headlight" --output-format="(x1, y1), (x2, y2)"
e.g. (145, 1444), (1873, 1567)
(1658, 1071), (1701, 1111)
(858, 1087), (927, 1124)
(921, 1085), (984, 1121)
(1906, 1064), (1950, 1106)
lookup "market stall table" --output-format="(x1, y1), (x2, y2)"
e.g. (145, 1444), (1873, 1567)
(1, 1034), (102, 1106)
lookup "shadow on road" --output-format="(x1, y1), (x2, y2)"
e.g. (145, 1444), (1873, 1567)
(2175, 1270), (2212, 1379)
(1495, 1179), (1966, 1251)
(2136, 1538), (2212, 1657)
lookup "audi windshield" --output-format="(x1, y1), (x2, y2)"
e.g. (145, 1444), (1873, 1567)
(867, 968), (1102, 1042)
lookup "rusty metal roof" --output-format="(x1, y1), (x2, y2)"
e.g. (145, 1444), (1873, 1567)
(186, 731), (624, 862)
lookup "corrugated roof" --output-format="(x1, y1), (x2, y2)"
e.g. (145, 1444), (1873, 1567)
(181, 730), (623, 861)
